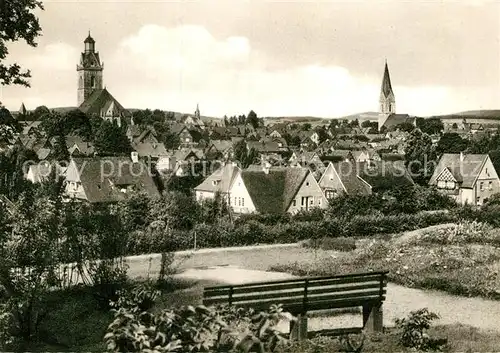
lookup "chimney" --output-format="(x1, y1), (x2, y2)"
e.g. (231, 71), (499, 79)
(262, 161), (271, 174)
(460, 152), (464, 162)
(131, 151), (139, 163)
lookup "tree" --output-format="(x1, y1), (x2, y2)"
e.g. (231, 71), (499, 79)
(301, 123), (312, 131)
(32, 105), (50, 121)
(404, 129), (437, 185)
(395, 122), (416, 133)
(233, 140), (259, 168)
(49, 134), (69, 162)
(436, 133), (468, 155)
(246, 110), (259, 129)
(93, 120), (132, 156)
(416, 117), (444, 135)
(0, 0), (44, 86)
(0, 146), (38, 200)
(163, 131), (181, 150)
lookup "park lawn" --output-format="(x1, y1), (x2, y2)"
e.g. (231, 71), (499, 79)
(276, 325), (500, 352)
(270, 223), (500, 300)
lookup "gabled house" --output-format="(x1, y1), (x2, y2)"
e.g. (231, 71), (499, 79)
(64, 156), (160, 203)
(319, 162), (372, 199)
(318, 160), (414, 199)
(428, 153), (500, 205)
(127, 125), (158, 144)
(66, 135), (95, 157)
(157, 149), (201, 176)
(350, 150), (370, 163)
(194, 163), (327, 214)
(132, 141), (168, 160)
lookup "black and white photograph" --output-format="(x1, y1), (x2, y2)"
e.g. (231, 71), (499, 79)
(0, 0), (499, 351)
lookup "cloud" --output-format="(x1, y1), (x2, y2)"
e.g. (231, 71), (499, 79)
(1, 24), (490, 117)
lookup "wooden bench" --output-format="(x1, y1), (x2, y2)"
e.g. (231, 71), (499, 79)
(203, 271), (388, 340)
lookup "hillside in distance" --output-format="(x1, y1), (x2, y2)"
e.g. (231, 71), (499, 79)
(430, 110), (500, 120)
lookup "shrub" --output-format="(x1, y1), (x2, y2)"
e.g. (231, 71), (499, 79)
(395, 308), (446, 351)
(303, 237), (356, 252)
(110, 283), (160, 313)
(104, 304), (294, 353)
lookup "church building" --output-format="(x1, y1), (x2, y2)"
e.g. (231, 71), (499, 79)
(377, 61), (415, 131)
(77, 33), (132, 127)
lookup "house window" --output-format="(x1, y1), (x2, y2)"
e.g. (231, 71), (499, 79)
(234, 197), (237, 205)
(301, 197), (306, 206)
(241, 198), (245, 207)
(90, 76), (95, 88)
(489, 181), (493, 190)
(480, 182), (484, 191)
(306, 182), (310, 186)
(309, 198), (314, 205)
(437, 180), (446, 189)
(325, 190), (336, 199)
(476, 197), (481, 204)
(445, 181), (455, 190)
(318, 198), (322, 206)
(292, 200), (296, 207)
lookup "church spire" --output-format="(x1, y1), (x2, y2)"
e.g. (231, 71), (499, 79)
(379, 61), (395, 114)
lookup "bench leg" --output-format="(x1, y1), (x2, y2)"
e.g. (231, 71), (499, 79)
(289, 314), (308, 341)
(362, 304), (383, 333)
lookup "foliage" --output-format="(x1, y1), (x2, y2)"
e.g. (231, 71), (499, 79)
(93, 120), (133, 156)
(404, 129), (437, 185)
(0, 0), (44, 86)
(246, 110), (259, 129)
(40, 110), (93, 139)
(395, 308), (446, 351)
(104, 303), (293, 353)
(435, 133), (468, 155)
(49, 134), (70, 161)
(234, 140), (259, 169)
(303, 237), (356, 252)
(110, 282), (161, 314)
(416, 118), (444, 135)
(0, 145), (38, 200)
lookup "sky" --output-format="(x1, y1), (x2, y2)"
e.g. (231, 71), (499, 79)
(1, 0), (499, 118)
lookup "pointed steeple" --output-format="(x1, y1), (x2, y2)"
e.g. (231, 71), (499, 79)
(379, 61), (396, 115)
(19, 103), (27, 115)
(195, 103), (200, 119)
(381, 61), (394, 99)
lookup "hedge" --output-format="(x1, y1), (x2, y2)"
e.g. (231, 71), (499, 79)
(125, 211), (456, 255)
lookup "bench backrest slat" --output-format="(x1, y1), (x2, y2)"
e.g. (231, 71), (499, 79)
(202, 271), (388, 314)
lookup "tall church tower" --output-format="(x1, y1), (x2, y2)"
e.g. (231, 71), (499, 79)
(77, 32), (103, 106)
(379, 61), (395, 114)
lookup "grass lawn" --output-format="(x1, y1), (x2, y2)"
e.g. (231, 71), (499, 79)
(276, 325), (500, 352)
(270, 222), (500, 300)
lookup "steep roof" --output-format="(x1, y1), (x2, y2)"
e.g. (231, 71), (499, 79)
(132, 141), (167, 158)
(380, 114), (415, 129)
(79, 88), (131, 118)
(380, 62), (395, 100)
(429, 153), (489, 188)
(319, 162), (371, 196)
(241, 168), (308, 214)
(358, 161), (414, 191)
(67, 157), (160, 203)
(194, 163), (240, 193)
